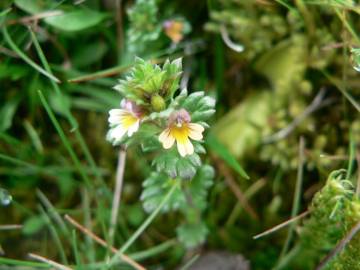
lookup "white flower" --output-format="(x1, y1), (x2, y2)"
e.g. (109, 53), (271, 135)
(107, 100), (142, 143)
(159, 109), (204, 157)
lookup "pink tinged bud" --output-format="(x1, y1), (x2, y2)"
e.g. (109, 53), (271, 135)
(120, 99), (142, 117)
(163, 20), (173, 29)
(169, 109), (191, 127)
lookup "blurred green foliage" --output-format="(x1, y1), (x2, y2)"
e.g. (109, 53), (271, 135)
(0, 0), (359, 269)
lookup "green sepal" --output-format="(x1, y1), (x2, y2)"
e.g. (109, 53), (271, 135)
(113, 58), (182, 110)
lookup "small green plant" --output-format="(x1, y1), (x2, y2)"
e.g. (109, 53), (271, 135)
(126, 0), (191, 56)
(282, 169), (360, 270)
(107, 57), (216, 248)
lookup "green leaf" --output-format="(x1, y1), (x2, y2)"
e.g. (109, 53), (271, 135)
(141, 174), (185, 213)
(127, 204), (146, 227)
(23, 121), (44, 154)
(49, 92), (71, 117)
(0, 95), (21, 132)
(141, 165), (214, 213)
(44, 10), (106, 32)
(72, 41), (108, 68)
(206, 133), (249, 179)
(0, 63), (29, 80)
(186, 165), (214, 211)
(176, 221), (209, 248)
(14, 0), (45, 14)
(152, 148), (202, 180)
(14, 1), (106, 32)
(23, 216), (46, 235)
(126, 0), (162, 54)
(178, 91), (216, 122)
(141, 136), (162, 152)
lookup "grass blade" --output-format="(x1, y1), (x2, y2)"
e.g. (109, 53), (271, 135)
(23, 120), (44, 154)
(108, 182), (179, 266)
(206, 133), (249, 179)
(278, 137), (306, 260)
(0, 257), (48, 268)
(37, 90), (91, 187)
(2, 26), (60, 83)
(38, 205), (69, 265)
(29, 28), (105, 187)
(322, 70), (360, 113)
(129, 239), (177, 261)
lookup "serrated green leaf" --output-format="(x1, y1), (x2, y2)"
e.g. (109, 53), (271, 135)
(186, 165), (214, 211)
(177, 91), (216, 123)
(191, 109), (216, 122)
(177, 158), (197, 180)
(141, 136), (162, 152)
(176, 222), (208, 248)
(193, 142), (206, 154)
(141, 165), (214, 214)
(182, 92), (204, 110)
(141, 174), (185, 213)
(153, 148), (202, 180)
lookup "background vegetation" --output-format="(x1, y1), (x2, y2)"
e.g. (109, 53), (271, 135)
(0, 0), (359, 269)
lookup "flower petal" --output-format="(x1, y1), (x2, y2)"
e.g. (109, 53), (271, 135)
(177, 140), (187, 157)
(188, 123), (204, 141)
(159, 128), (175, 149)
(108, 109), (128, 124)
(163, 135), (176, 149)
(127, 120), (140, 137)
(188, 129), (203, 140)
(184, 138), (194, 155)
(177, 137), (194, 157)
(108, 125), (127, 141)
(188, 123), (204, 132)
(109, 109), (127, 116)
(159, 128), (170, 142)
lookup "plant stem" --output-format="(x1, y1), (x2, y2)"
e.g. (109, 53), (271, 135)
(28, 253), (72, 270)
(64, 215), (145, 270)
(2, 26), (60, 83)
(279, 137), (305, 259)
(108, 182), (179, 266)
(109, 148), (127, 245)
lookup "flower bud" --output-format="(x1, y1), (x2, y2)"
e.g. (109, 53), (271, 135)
(151, 94), (166, 112)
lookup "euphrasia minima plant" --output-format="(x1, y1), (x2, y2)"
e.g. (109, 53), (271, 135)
(107, 58), (216, 248)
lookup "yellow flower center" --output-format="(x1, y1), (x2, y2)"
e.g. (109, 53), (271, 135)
(121, 113), (138, 129)
(169, 124), (190, 143)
